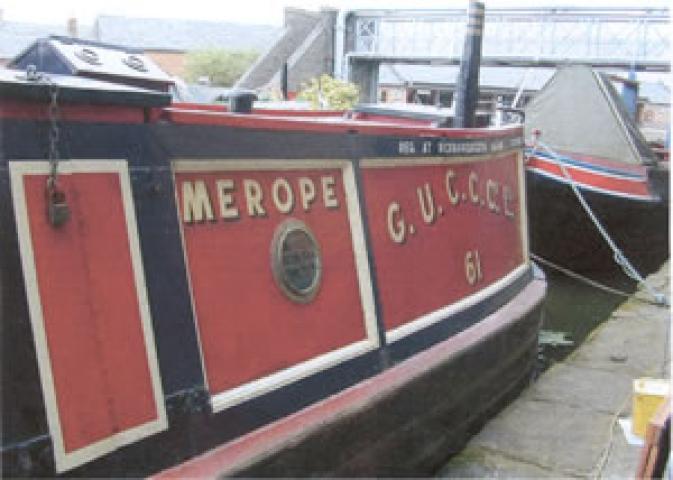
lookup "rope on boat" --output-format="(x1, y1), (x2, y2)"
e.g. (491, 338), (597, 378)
(531, 253), (631, 299)
(529, 139), (669, 307)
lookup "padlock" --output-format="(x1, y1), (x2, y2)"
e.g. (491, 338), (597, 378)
(46, 187), (70, 227)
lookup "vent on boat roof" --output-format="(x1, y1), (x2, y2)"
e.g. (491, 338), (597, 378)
(8, 36), (175, 93)
(228, 90), (258, 114)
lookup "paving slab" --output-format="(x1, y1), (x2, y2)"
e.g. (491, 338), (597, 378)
(568, 304), (669, 378)
(462, 398), (614, 477)
(598, 421), (643, 480)
(439, 262), (670, 479)
(437, 445), (563, 478)
(526, 362), (633, 415)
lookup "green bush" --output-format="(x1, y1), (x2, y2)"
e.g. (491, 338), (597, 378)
(184, 49), (259, 87)
(297, 75), (359, 110)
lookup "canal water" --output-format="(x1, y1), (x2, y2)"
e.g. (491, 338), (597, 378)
(536, 265), (636, 371)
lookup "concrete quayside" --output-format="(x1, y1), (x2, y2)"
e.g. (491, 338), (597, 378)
(439, 261), (670, 478)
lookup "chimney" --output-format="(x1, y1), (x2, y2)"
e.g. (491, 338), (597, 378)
(454, 1), (485, 128)
(67, 17), (78, 38)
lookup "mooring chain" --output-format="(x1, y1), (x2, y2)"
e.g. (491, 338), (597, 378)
(23, 65), (70, 227)
(46, 79), (61, 190)
(529, 134), (668, 306)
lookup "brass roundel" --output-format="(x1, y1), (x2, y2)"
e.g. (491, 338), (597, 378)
(271, 219), (322, 303)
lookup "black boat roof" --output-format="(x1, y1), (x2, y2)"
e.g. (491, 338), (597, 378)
(0, 68), (171, 107)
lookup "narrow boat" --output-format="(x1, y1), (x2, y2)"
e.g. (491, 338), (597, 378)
(0, 35), (545, 477)
(523, 65), (669, 283)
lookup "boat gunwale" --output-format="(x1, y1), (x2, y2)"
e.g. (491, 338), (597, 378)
(161, 106), (523, 138)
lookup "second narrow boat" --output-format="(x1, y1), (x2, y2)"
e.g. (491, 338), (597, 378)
(524, 65), (669, 285)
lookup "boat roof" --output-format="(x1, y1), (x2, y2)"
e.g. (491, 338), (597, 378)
(9, 36), (174, 86)
(0, 68), (171, 107)
(524, 65), (656, 165)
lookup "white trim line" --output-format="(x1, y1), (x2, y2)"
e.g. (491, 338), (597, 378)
(360, 151), (517, 168)
(9, 160), (167, 473)
(530, 154), (648, 182)
(518, 150), (530, 262)
(385, 264), (529, 343)
(210, 339), (377, 412)
(172, 158), (380, 413)
(173, 159), (358, 172)
(527, 167), (656, 202)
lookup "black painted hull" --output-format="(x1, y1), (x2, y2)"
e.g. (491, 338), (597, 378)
(526, 168), (669, 284)
(2, 111), (542, 477)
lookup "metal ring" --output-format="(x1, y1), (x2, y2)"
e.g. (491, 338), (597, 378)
(122, 55), (148, 72)
(270, 219), (322, 304)
(75, 48), (102, 65)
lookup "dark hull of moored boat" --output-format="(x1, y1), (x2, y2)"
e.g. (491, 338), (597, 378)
(154, 280), (544, 478)
(526, 154), (669, 284)
(1, 73), (544, 478)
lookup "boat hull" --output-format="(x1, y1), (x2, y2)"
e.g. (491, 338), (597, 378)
(154, 274), (545, 478)
(1, 85), (543, 477)
(526, 155), (669, 282)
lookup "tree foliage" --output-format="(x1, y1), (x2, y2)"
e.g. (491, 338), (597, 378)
(297, 75), (360, 110)
(184, 49), (259, 87)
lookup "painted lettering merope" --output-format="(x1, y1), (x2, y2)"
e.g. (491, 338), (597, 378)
(181, 175), (340, 224)
(271, 219), (322, 303)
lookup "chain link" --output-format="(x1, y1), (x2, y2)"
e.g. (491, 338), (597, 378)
(23, 65), (70, 227)
(47, 80), (61, 189)
(24, 64), (62, 188)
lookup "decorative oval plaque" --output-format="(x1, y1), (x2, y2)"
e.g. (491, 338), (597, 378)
(271, 219), (322, 303)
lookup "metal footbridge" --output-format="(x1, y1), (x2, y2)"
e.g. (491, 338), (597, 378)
(335, 6), (670, 98)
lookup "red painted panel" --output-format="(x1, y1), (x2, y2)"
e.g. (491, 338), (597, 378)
(362, 153), (524, 331)
(526, 156), (652, 198)
(23, 172), (157, 453)
(175, 168), (367, 394)
(151, 277), (546, 480)
(0, 99), (146, 123)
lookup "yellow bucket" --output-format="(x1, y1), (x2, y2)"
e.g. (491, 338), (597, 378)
(632, 378), (670, 438)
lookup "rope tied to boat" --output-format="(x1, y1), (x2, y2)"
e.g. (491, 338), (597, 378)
(24, 65), (70, 227)
(529, 132), (668, 307)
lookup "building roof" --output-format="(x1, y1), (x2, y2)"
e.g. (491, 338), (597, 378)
(0, 15), (281, 61)
(95, 16), (281, 52)
(379, 64), (555, 91)
(379, 64), (670, 106)
(0, 20), (93, 59)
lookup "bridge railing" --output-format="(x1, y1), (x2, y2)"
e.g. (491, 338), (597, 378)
(344, 7), (670, 73)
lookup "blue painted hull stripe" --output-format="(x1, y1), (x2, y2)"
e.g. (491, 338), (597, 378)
(525, 148), (646, 180)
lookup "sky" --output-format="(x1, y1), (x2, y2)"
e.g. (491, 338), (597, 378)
(1, 0), (670, 26)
